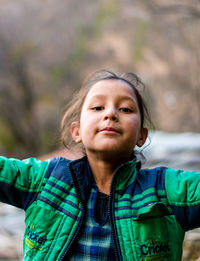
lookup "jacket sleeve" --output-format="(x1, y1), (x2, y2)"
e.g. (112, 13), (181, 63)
(165, 168), (200, 231)
(0, 156), (50, 210)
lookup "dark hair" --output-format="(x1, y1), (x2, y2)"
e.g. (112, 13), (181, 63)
(60, 69), (152, 150)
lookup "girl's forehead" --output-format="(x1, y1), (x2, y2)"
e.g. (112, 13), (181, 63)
(86, 79), (136, 99)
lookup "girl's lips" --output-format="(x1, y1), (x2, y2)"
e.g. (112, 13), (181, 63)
(100, 127), (120, 134)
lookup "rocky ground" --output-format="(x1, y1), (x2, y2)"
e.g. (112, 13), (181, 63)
(0, 132), (200, 260)
(0, 204), (24, 260)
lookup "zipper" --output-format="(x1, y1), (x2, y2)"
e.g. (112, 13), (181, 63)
(108, 163), (127, 261)
(108, 195), (122, 261)
(59, 164), (86, 261)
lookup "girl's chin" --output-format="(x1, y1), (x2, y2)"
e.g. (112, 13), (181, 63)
(85, 140), (133, 154)
(91, 145), (129, 154)
(96, 143), (122, 151)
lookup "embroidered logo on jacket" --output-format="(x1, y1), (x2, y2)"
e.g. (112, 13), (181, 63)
(25, 224), (47, 251)
(140, 239), (170, 260)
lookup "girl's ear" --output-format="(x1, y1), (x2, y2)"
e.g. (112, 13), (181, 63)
(70, 122), (82, 143)
(136, 127), (148, 147)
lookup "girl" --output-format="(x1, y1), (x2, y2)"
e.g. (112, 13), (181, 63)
(0, 69), (200, 261)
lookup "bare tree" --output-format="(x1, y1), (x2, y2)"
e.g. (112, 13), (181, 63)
(0, 36), (40, 157)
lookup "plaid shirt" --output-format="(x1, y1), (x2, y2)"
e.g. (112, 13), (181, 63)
(69, 184), (115, 260)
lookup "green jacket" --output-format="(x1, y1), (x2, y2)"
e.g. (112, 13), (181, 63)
(0, 156), (200, 260)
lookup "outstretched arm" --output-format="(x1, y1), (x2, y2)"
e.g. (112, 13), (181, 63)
(0, 156), (50, 210)
(165, 168), (200, 231)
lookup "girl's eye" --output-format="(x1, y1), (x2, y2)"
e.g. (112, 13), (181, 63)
(120, 107), (133, 113)
(91, 106), (104, 111)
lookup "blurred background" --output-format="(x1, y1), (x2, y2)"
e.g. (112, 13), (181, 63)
(0, 0), (200, 260)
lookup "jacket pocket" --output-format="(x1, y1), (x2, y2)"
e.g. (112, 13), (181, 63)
(132, 215), (171, 260)
(24, 201), (67, 261)
(116, 203), (184, 261)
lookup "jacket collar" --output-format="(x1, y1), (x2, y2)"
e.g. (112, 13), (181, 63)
(69, 154), (140, 203)
(69, 156), (93, 203)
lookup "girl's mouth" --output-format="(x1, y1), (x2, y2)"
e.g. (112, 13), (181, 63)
(100, 127), (120, 134)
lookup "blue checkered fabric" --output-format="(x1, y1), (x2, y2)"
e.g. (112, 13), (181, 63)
(69, 184), (115, 260)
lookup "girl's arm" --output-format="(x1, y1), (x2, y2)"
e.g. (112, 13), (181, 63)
(165, 168), (200, 231)
(0, 156), (50, 210)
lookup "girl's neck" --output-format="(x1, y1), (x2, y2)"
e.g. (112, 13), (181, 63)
(87, 152), (129, 195)
(89, 159), (116, 195)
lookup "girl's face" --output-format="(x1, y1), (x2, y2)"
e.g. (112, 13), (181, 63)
(71, 79), (148, 160)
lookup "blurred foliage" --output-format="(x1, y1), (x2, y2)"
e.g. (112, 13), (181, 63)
(94, 0), (117, 36)
(132, 22), (149, 62)
(0, 120), (16, 152)
(69, 27), (90, 72)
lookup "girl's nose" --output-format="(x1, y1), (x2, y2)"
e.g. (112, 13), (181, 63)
(103, 107), (118, 121)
